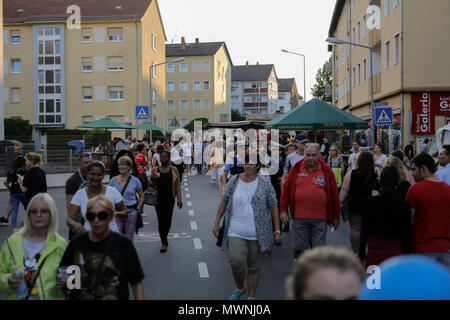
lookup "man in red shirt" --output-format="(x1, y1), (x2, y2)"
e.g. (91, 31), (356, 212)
(280, 143), (340, 259)
(405, 153), (450, 268)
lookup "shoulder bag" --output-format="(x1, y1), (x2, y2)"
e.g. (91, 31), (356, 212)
(144, 171), (158, 206)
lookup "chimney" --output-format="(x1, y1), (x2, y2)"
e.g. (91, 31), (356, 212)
(256, 61), (259, 65)
(181, 37), (186, 50)
(246, 61), (249, 66)
(195, 38), (200, 47)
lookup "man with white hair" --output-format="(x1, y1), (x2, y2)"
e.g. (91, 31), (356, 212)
(280, 143), (341, 259)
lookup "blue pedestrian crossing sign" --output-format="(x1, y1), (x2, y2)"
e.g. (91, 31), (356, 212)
(136, 106), (149, 120)
(375, 107), (393, 125)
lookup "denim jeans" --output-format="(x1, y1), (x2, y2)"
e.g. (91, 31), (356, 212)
(11, 193), (27, 229)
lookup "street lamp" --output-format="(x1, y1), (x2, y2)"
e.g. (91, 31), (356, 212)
(149, 58), (184, 142)
(326, 37), (376, 147)
(281, 49), (306, 104)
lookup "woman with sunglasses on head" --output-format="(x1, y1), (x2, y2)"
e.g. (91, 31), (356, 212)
(67, 161), (127, 236)
(150, 150), (183, 253)
(20, 153), (47, 209)
(109, 156), (144, 241)
(58, 195), (145, 300)
(0, 193), (67, 300)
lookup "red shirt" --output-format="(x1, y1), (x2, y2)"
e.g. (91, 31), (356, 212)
(405, 180), (450, 253)
(293, 162), (328, 221)
(135, 152), (149, 175)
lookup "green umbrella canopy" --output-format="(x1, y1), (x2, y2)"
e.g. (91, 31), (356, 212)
(265, 99), (368, 130)
(132, 122), (167, 131)
(78, 118), (133, 129)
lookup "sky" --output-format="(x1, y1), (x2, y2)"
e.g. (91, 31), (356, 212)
(158, 0), (336, 101)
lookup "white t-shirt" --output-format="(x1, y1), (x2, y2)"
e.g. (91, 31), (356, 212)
(228, 178), (259, 240)
(348, 151), (361, 170)
(182, 143), (192, 157)
(71, 186), (123, 232)
(170, 146), (182, 163)
(374, 154), (387, 175)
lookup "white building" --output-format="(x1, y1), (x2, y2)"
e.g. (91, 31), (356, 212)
(276, 78), (300, 114)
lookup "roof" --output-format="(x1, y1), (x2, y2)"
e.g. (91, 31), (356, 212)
(231, 64), (275, 81)
(328, 0), (346, 37)
(166, 42), (224, 57)
(4, 0), (153, 23)
(278, 78), (295, 92)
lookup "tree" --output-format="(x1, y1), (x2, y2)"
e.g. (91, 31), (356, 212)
(311, 56), (332, 103)
(184, 118), (209, 132)
(5, 117), (33, 142)
(231, 109), (246, 121)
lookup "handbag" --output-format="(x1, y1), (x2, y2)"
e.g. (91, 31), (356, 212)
(144, 178), (158, 206)
(341, 196), (350, 222)
(216, 224), (225, 247)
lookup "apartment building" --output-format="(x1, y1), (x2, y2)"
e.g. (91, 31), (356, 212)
(3, 0), (167, 149)
(165, 38), (232, 131)
(276, 78), (300, 114)
(329, 0), (450, 153)
(231, 63), (278, 117)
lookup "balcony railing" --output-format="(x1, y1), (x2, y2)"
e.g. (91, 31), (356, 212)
(244, 102), (268, 107)
(369, 29), (381, 48)
(244, 88), (268, 93)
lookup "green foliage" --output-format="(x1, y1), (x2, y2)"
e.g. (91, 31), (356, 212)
(143, 130), (170, 143)
(311, 56), (332, 103)
(4, 117), (33, 142)
(84, 129), (111, 149)
(184, 118), (209, 132)
(47, 129), (85, 149)
(231, 109), (246, 121)
(47, 128), (85, 135)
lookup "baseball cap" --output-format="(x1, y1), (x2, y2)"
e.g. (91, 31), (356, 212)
(295, 134), (310, 144)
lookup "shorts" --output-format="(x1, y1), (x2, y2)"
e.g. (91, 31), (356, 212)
(228, 237), (264, 276)
(291, 218), (327, 251)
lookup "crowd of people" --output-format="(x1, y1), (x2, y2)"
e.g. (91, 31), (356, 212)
(0, 134), (449, 300)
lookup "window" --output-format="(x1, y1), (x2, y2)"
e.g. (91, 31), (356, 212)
(363, 59), (367, 82)
(181, 81), (188, 92)
(203, 81), (210, 91)
(11, 59), (21, 73)
(385, 40), (390, 70)
(107, 28), (123, 42)
(82, 57), (92, 72)
(167, 63), (174, 73)
(193, 62), (201, 72)
(352, 27), (356, 46)
(181, 100), (188, 110)
(357, 21), (361, 43)
(194, 81), (201, 91)
(393, 0), (400, 8)
(180, 63), (187, 73)
(82, 116), (93, 123)
(11, 31), (20, 45)
(202, 62), (210, 72)
(11, 88), (21, 102)
(152, 34), (157, 51)
(384, 0), (390, 17)
(352, 67), (356, 88)
(82, 87), (93, 101)
(168, 100), (175, 110)
(194, 100), (201, 110)
(181, 119), (188, 128)
(167, 82), (175, 92)
(220, 114), (228, 122)
(357, 63), (361, 86)
(203, 99), (210, 110)
(81, 28), (92, 42)
(362, 15), (367, 39)
(108, 86), (124, 101)
(108, 57), (123, 71)
(394, 33), (400, 65)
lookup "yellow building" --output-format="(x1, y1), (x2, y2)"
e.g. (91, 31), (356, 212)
(0, 0), (4, 140)
(3, 0), (167, 148)
(328, 0), (450, 153)
(165, 37), (232, 131)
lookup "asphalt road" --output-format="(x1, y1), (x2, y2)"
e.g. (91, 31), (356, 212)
(0, 172), (350, 300)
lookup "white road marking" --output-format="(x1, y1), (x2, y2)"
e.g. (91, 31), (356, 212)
(173, 233), (179, 238)
(185, 188), (189, 192)
(189, 210), (195, 216)
(184, 183), (188, 186)
(198, 263), (210, 278)
(187, 201), (192, 206)
(143, 222), (149, 225)
(190, 221), (198, 230)
(193, 238), (203, 250)
(186, 194), (190, 198)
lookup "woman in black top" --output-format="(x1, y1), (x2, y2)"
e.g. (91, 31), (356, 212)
(150, 150), (182, 253)
(20, 153), (47, 209)
(360, 166), (412, 267)
(340, 151), (377, 254)
(5, 157), (27, 229)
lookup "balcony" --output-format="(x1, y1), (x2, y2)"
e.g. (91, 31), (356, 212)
(369, 0), (380, 5)
(368, 73), (381, 95)
(369, 29), (381, 48)
(244, 102), (268, 108)
(244, 88), (268, 94)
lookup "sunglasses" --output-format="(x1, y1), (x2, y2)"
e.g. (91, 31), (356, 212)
(86, 211), (110, 221)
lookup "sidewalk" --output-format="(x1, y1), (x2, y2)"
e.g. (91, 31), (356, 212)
(0, 172), (110, 191)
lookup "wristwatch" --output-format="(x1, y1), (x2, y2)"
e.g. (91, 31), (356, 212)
(274, 230), (281, 234)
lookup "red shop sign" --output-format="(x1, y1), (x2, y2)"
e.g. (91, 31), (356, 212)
(411, 92), (450, 135)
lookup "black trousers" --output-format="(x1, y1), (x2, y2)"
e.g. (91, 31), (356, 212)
(155, 198), (175, 245)
(172, 162), (184, 183)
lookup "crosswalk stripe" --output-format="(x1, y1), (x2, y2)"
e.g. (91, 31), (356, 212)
(190, 221), (198, 230)
(186, 194), (190, 198)
(193, 238), (203, 250)
(189, 210), (195, 216)
(187, 201), (192, 206)
(198, 263), (209, 278)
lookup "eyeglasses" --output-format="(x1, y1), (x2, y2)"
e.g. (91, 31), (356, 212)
(29, 208), (50, 215)
(86, 211), (110, 221)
